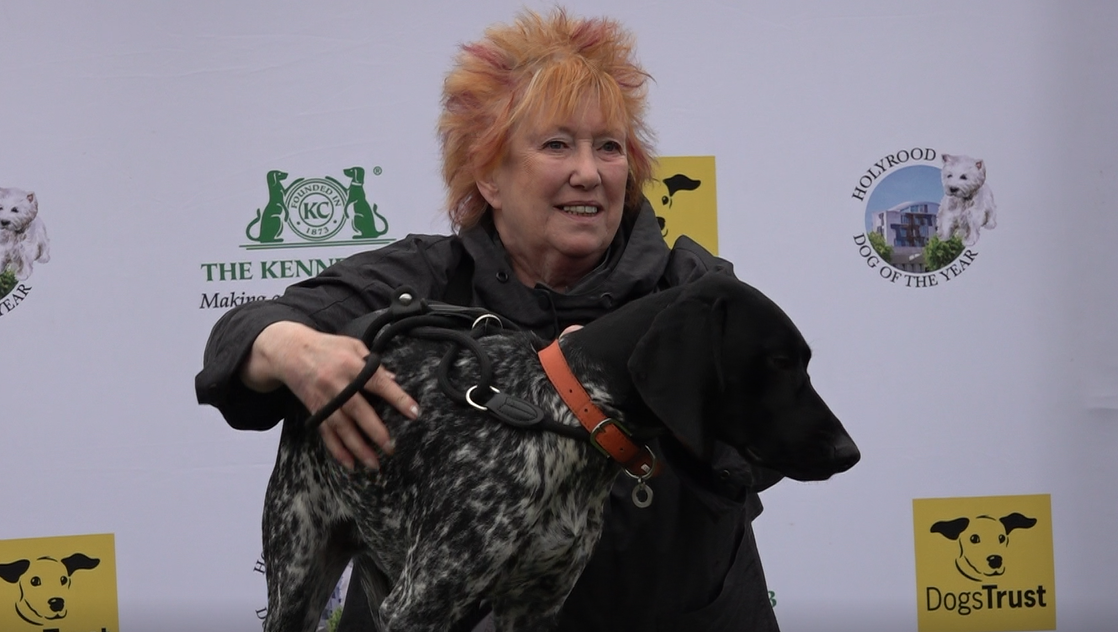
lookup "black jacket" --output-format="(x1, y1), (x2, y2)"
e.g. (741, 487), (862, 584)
(196, 202), (780, 631)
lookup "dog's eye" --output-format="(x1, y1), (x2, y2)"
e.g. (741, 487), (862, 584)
(770, 356), (795, 371)
(60, 576), (68, 586)
(30, 576), (41, 587)
(969, 534), (980, 544)
(999, 534), (1006, 544)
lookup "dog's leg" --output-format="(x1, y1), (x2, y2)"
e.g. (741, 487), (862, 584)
(262, 512), (351, 632)
(380, 545), (499, 632)
(261, 447), (354, 632)
(490, 599), (563, 632)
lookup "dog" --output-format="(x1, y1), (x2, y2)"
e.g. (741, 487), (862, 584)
(648, 173), (701, 238)
(935, 154), (997, 246)
(931, 512), (1037, 581)
(0, 553), (100, 625)
(246, 170), (289, 243)
(0, 187), (50, 281)
(344, 166), (389, 239)
(260, 273), (860, 632)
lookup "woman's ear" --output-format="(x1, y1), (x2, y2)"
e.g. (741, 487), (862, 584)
(475, 177), (501, 210)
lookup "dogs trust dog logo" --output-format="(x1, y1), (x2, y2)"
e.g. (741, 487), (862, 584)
(0, 186), (50, 318)
(641, 156), (719, 254)
(913, 494), (1055, 632)
(197, 165), (398, 311)
(850, 148), (998, 288)
(0, 533), (118, 632)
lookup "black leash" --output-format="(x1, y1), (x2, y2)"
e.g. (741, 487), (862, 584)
(304, 287), (588, 441)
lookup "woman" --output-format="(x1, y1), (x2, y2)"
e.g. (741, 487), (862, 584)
(196, 9), (781, 631)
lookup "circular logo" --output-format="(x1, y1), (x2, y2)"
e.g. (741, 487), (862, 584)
(284, 178), (348, 241)
(851, 148), (995, 287)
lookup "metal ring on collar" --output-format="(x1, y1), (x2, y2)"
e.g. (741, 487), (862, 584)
(471, 313), (503, 332)
(623, 451), (658, 482)
(465, 385), (500, 411)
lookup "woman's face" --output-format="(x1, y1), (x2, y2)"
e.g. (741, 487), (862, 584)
(478, 98), (629, 290)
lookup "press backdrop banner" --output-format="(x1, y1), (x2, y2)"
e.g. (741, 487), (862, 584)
(1, 1), (1114, 631)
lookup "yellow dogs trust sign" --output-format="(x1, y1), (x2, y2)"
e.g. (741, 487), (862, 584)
(642, 156), (719, 254)
(913, 495), (1055, 632)
(0, 534), (118, 632)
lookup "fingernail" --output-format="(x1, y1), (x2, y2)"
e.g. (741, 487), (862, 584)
(385, 438), (397, 454)
(409, 404), (420, 419)
(363, 458), (379, 471)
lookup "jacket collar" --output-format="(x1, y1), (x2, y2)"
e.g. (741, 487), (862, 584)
(459, 198), (669, 338)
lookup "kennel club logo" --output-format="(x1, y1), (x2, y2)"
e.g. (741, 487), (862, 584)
(642, 156), (720, 254)
(0, 533), (118, 632)
(851, 148), (998, 288)
(0, 186), (51, 318)
(243, 166), (392, 248)
(913, 494), (1055, 632)
(198, 166), (397, 310)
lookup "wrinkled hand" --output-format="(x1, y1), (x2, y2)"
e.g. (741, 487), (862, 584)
(240, 321), (420, 470)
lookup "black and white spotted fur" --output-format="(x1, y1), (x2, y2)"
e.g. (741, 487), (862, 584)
(261, 274), (860, 632)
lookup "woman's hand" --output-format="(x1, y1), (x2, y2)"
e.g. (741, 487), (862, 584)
(240, 321), (420, 470)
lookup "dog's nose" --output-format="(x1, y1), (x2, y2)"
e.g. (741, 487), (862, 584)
(48, 597), (65, 612)
(988, 555), (1002, 570)
(830, 435), (861, 473)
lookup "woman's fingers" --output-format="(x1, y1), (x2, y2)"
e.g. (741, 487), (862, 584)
(364, 366), (421, 422)
(249, 323), (422, 470)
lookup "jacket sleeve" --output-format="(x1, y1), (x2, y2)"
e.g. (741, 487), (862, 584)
(194, 234), (462, 430)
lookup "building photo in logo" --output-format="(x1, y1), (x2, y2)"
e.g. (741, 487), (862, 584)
(0, 187), (50, 299)
(855, 150), (997, 286)
(913, 495), (1054, 632)
(243, 166), (390, 249)
(0, 534), (118, 631)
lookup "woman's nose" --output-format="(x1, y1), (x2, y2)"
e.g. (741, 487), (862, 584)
(569, 146), (602, 188)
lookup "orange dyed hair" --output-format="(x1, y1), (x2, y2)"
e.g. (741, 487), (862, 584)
(439, 8), (655, 230)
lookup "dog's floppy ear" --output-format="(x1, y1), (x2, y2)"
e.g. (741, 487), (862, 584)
(628, 288), (727, 459)
(62, 552), (100, 576)
(1000, 512), (1037, 535)
(0, 560), (30, 584)
(931, 518), (970, 541)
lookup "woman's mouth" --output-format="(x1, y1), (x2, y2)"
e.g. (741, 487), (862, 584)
(560, 205), (599, 216)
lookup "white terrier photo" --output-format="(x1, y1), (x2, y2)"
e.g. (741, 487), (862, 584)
(0, 187), (51, 281)
(935, 154), (997, 247)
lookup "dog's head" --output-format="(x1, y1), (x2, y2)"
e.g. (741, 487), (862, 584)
(940, 154), (986, 199)
(626, 274), (859, 481)
(0, 553), (99, 623)
(0, 188), (38, 233)
(931, 513), (1036, 581)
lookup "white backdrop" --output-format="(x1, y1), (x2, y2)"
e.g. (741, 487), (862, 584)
(1, 1), (1114, 631)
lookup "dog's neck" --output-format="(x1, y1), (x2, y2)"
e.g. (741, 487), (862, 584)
(558, 287), (684, 416)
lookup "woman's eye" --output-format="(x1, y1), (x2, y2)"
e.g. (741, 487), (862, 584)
(544, 140), (566, 150)
(601, 140), (623, 153)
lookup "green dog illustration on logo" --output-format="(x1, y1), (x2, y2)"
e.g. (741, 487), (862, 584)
(246, 170), (289, 243)
(344, 166), (388, 239)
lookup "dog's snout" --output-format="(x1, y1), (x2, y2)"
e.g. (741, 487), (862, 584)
(830, 434), (860, 473)
(987, 555), (1002, 570)
(48, 597), (65, 612)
